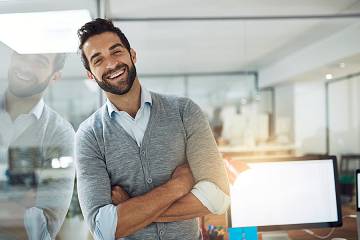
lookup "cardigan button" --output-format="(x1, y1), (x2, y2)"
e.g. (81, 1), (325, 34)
(147, 177), (153, 184)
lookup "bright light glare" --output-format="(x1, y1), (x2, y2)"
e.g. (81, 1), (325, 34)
(51, 158), (60, 169)
(59, 156), (73, 168)
(0, 10), (91, 54)
(325, 74), (333, 80)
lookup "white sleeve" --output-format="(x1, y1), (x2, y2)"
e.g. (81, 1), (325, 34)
(94, 204), (118, 240)
(24, 207), (52, 240)
(191, 180), (230, 215)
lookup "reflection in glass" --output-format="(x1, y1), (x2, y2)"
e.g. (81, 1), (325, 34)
(0, 51), (75, 240)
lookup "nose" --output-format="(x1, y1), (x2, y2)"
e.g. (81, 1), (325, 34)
(104, 57), (119, 70)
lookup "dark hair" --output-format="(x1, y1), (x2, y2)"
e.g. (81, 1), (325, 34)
(77, 18), (131, 71)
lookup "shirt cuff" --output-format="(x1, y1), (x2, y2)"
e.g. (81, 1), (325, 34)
(191, 181), (230, 215)
(24, 207), (52, 240)
(94, 204), (118, 240)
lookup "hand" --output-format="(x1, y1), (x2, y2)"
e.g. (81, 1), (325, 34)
(170, 164), (195, 195)
(111, 186), (130, 205)
(224, 157), (249, 185)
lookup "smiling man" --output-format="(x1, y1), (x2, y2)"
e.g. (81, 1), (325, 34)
(75, 18), (230, 240)
(0, 51), (75, 240)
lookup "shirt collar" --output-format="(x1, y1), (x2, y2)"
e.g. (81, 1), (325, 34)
(0, 94), (44, 120)
(106, 86), (152, 118)
(30, 98), (45, 120)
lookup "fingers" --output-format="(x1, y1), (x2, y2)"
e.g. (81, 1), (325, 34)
(224, 158), (250, 185)
(172, 163), (191, 178)
(111, 185), (129, 205)
(230, 161), (249, 173)
(112, 185), (123, 192)
(111, 194), (121, 205)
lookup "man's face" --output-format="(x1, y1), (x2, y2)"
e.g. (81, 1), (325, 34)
(83, 32), (137, 95)
(8, 52), (57, 98)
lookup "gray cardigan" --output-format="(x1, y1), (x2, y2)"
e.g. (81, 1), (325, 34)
(75, 92), (229, 240)
(0, 103), (75, 239)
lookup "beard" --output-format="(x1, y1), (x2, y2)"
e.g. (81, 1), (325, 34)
(94, 61), (137, 96)
(7, 68), (51, 98)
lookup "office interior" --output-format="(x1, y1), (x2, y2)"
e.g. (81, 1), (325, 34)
(0, 0), (359, 239)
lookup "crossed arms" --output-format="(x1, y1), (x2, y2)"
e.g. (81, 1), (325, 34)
(111, 164), (210, 238)
(75, 99), (230, 239)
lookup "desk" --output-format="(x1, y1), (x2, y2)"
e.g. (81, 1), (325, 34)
(204, 205), (357, 240)
(288, 205), (357, 240)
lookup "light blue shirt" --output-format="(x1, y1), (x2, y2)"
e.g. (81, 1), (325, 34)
(94, 87), (229, 240)
(94, 87), (152, 240)
(106, 87), (152, 147)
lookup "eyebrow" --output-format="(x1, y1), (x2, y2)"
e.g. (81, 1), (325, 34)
(109, 43), (125, 51)
(90, 52), (101, 64)
(89, 43), (126, 64)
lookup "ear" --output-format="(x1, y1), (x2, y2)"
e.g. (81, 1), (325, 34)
(87, 71), (94, 80)
(130, 48), (137, 64)
(50, 72), (62, 84)
(46, 72), (61, 88)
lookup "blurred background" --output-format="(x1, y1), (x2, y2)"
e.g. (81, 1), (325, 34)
(0, 0), (359, 239)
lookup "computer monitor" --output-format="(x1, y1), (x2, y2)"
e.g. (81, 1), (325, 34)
(228, 156), (342, 231)
(356, 169), (360, 212)
(356, 169), (360, 240)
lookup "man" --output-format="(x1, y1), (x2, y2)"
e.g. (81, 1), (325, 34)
(75, 18), (230, 240)
(0, 51), (75, 240)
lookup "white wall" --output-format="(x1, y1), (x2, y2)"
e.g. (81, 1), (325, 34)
(329, 77), (360, 155)
(274, 84), (294, 143)
(293, 80), (327, 155)
(273, 80), (326, 154)
(274, 76), (360, 156)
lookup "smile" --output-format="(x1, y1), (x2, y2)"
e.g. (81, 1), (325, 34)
(15, 71), (32, 82)
(107, 67), (126, 80)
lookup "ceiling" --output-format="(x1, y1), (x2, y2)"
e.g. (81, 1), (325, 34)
(108, 0), (360, 77)
(108, 0), (360, 18)
(0, 0), (359, 86)
(290, 53), (360, 84)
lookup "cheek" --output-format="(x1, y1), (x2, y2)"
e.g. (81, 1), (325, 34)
(95, 69), (103, 80)
(90, 67), (102, 80)
(37, 71), (51, 82)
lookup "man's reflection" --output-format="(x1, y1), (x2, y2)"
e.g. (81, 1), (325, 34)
(0, 51), (75, 240)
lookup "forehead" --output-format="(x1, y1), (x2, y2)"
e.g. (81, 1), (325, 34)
(83, 32), (123, 58)
(12, 52), (56, 65)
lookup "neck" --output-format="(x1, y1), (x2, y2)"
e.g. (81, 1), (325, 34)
(106, 78), (141, 118)
(5, 90), (42, 120)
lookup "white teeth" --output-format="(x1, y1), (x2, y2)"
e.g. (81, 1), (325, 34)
(109, 68), (125, 79)
(16, 72), (31, 81)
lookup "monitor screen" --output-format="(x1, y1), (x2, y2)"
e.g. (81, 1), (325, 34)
(229, 156), (342, 231)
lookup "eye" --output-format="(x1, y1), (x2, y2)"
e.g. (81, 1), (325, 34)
(94, 58), (103, 65)
(112, 50), (122, 55)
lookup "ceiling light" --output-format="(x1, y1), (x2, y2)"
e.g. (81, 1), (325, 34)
(51, 158), (61, 169)
(0, 10), (91, 54)
(325, 74), (333, 80)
